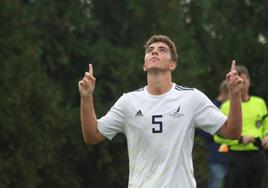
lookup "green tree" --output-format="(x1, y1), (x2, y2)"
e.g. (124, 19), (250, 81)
(1, 0), (267, 187)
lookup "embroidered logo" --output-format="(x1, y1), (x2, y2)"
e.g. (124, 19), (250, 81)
(169, 106), (184, 118)
(255, 120), (261, 128)
(255, 114), (263, 128)
(135, 110), (143, 117)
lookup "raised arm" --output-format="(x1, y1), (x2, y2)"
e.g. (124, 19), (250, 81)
(218, 60), (243, 139)
(78, 64), (105, 144)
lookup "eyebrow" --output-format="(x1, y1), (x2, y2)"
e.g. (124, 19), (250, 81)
(158, 46), (169, 50)
(146, 46), (169, 51)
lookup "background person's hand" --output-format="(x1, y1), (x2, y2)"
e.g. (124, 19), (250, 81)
(241, 135), (255, 145)
(78, 64), (96, 97)
(262, 135), (268, 149)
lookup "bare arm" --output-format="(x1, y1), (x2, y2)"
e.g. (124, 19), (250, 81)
(218, 60), (243, 139)
(78, 64), (105, 144)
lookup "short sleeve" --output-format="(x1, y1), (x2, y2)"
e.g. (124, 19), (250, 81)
(193, 89), (227, 135)
(261, 100), (268, 136)
(97, 94), (126, 140)
(263, 114), (268, 136)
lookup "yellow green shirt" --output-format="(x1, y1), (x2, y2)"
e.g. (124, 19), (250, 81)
(214, 96), (267, 151)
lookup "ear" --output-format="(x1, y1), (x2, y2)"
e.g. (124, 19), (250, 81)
(143, 63), (147, 72)
(170, 62), (176, 71)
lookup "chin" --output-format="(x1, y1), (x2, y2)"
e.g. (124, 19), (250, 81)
(146, 67), (167, 72)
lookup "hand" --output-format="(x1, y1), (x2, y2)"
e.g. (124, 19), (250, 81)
(78, 64), (96, 97)
(241, 135), (255, 144)
(226, 60), (243, 95)
(262, 135), (268, 149)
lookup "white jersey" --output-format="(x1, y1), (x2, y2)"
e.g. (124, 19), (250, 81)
(97, 83), (227, 188)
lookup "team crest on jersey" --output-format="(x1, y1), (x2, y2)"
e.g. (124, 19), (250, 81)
(255, 120), (261, 128)
(169, 106), (184, 118)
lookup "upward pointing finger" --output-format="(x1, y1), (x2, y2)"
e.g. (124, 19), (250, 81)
(231, 60), (236, 71)
(89, 63), (94, 75)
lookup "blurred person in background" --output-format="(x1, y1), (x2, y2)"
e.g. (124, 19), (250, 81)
(214, 65), (268, 188)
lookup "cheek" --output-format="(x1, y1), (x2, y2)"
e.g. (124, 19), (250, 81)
(245, 81), (250, 88)
(144, 55), (150, 62)
(144, 55), (151, 65)
(243, 78), (250, 85)
(143, 57), (148, 71)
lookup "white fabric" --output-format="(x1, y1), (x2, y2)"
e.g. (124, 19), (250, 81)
(97, 83), (227, 188)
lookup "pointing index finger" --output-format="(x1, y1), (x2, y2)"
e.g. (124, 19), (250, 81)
(89, 63), (93, 75)
(231, 60), (236, 71)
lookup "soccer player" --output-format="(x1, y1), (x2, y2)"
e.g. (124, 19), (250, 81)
(78, 35), (243, 188)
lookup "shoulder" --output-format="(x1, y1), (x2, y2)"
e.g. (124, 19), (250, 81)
(126, 86), (145, 95)
(121, 86), (145, 99)
(133, 87), (145, 93)
(176, 86), (208, 99)
(250, 96), (266, 103)
(174, 84), (194, 92)
(174, 85), (213, 105)
(174, 85), (207, 98)
(114, 87), (146, 108)
(248, 96), (267, 109)
(173, 84), (201, 101)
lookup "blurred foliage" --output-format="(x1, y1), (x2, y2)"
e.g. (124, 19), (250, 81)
(0, 0), (267, 187)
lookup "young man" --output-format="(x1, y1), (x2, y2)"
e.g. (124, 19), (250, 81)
(214, 65), (268, 188)
(78, 35), (243, 188)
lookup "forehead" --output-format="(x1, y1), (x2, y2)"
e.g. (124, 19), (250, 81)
(147, 41), (169, 49)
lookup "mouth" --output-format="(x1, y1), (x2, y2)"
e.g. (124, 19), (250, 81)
(149, 57), (160, 62)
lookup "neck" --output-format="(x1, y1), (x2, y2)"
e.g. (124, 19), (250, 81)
(146, 71), (173, 95)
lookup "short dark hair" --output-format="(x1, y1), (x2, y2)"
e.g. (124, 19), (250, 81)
(144, 35), (178, 64)
(219, 80), (228, 94)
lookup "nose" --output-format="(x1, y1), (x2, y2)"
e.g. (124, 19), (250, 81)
(151, 50), (158, 55)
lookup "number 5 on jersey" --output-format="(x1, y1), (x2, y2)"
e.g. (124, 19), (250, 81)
(152, 115), (163, 133)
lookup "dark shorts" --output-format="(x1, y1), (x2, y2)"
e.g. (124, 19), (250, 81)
(225, 150), (266, 188)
